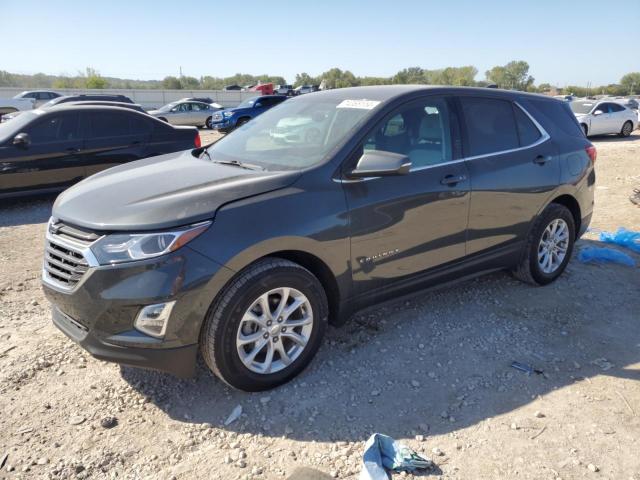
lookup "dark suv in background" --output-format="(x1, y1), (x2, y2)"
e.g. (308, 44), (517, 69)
(42, 86), (595, 391)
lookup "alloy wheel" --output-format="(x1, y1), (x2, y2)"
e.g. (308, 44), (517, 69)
(236, 287), (313, 374)
(537, 218), (569, 274)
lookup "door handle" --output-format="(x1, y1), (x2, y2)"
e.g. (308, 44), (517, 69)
(533, 155), (551, 165)
(440, 174), (467, 186)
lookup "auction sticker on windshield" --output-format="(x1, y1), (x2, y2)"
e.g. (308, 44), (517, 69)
(336, 99), (381, 110)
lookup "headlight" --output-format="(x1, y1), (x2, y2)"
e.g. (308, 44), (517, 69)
(223, 111), (235, 118)
(90, 221), (211, 265)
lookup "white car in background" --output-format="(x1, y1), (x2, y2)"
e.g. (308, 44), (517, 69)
(570, 100), (637, 137)
(0, 90), (61, 118)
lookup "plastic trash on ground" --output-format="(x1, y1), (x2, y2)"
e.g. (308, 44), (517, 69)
(599, 228), (640, 253)
(360, 433), (432, 480)
(577, 247), (636, 266)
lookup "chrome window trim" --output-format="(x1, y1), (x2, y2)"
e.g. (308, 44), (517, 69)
(336, 101), (550, 183)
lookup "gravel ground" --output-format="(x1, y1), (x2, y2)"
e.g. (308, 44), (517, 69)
(0, 131), (639, 480)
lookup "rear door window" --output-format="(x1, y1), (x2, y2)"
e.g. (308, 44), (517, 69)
(460, 97), (519, 156)
(514, 105), (542, 146)
(609, 103), (625, 112)
(87, 112), (131, 138)
(26, 114), (81, 144)
(130, 115), (152, 135)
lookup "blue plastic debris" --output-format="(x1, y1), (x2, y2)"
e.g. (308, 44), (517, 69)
(599, 228), (640, 253)
(577, 247), (636, 266)
(360, 433), (432, 480)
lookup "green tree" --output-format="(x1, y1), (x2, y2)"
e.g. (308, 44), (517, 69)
(485, 61), (534, 91)
(84, 68), (107, 89)
(52, 76), (75, 88)
(620, 72), (640, 95)
(180, 76), (200, 89)
(162, 76), (182, 89)
(294, 72), (317, 87)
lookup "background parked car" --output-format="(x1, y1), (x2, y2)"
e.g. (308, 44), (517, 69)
(1, 100), (146, 123)
(14, 90), (62, 107)
(0, 94), (36, 117)
(148, 100), (223, 129)
(223, 85), (242, 91)
(181, 97), (215, 104)
(40, 94), (134, 110)
(570, 99), (637, 137)
(209, 95), (287, 133)
(275, 84), (295, 96)
(0, 105), (200, 198)
(294, 85), (320, 95)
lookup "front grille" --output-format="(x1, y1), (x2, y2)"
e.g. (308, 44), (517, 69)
(43, 220), (98, 290)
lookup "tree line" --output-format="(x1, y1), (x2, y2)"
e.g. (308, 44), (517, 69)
(1, 62), (639, 96)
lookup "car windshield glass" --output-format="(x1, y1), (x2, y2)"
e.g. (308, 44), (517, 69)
(237, 98), (257, 108)
(40, 98), (64, 109)
(0, 110), (43, 142)
(570, 102), (595, 114)
(159, 102), (178, 112)
(206, 95), (381, 171)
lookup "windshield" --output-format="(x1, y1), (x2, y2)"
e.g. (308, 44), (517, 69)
(0, 110), (43, 142)
(158, 102), (179, 112)
(237, 97), (258, 109)
(207, 95), (380, 171)
(570, 102), (595, 114)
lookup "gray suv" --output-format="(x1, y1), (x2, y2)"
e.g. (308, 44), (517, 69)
(42, 86), (596, 391)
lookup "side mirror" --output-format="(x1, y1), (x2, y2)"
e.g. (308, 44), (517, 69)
(254, 103), (263, 108)
(349, 150), (411, 178)
(13, 132), (31, 148)
(593, 109), (604, 116)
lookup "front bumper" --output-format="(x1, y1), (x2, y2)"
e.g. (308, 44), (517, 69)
(43, 246), (234, 377)
(52, 306), (198, 377)
(211, 118), (234, 130)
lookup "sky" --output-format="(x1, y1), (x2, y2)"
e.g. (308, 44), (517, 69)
(2, 0), (639, 86)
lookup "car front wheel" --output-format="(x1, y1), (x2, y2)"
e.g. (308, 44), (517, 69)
(200, 258), (328, 391)
(512, 203), (576, 286)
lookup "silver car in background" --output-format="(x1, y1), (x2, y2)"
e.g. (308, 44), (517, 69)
(148, 100), (223, 129)
(570, 99), (637, 137)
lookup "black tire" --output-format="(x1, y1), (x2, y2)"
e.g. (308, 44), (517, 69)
(205, 116), (213, 129)
(581, 124), (588, 137)
(620, 121), (633, 137)
(200, 258), (328, 391)
(235, 117), (250, 128)
(512, 203), (576, 286)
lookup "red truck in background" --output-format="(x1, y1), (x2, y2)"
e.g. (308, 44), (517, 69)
(249, 83), (274, 95)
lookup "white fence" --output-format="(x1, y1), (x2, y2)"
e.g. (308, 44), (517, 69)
(0, 87), (259, 109)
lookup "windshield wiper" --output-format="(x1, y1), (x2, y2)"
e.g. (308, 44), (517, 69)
(213, 159), (264, 171)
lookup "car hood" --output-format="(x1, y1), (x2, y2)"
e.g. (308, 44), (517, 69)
(52, 150), (300, 231)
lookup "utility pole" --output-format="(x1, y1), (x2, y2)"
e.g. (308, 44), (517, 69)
(179, 66), (183, 78)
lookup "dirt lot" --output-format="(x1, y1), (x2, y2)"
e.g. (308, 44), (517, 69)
(1, 131), (639, 480)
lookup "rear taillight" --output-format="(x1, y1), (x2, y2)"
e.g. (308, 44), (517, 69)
(194, 132), (201, 148)
(586, 145), (597, 164)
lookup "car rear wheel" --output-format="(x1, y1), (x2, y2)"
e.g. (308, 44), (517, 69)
(512, 203), (575, 286)
(620, 121), (633, 137)
(200, 258), (328, 391)
(205, 116), (213, 129)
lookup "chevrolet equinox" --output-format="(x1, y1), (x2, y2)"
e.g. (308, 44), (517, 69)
(42, 86), (596, 391)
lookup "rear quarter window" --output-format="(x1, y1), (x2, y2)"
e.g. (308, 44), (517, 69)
(460, 97), (519, 156)
(520, 98), (585, 138)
